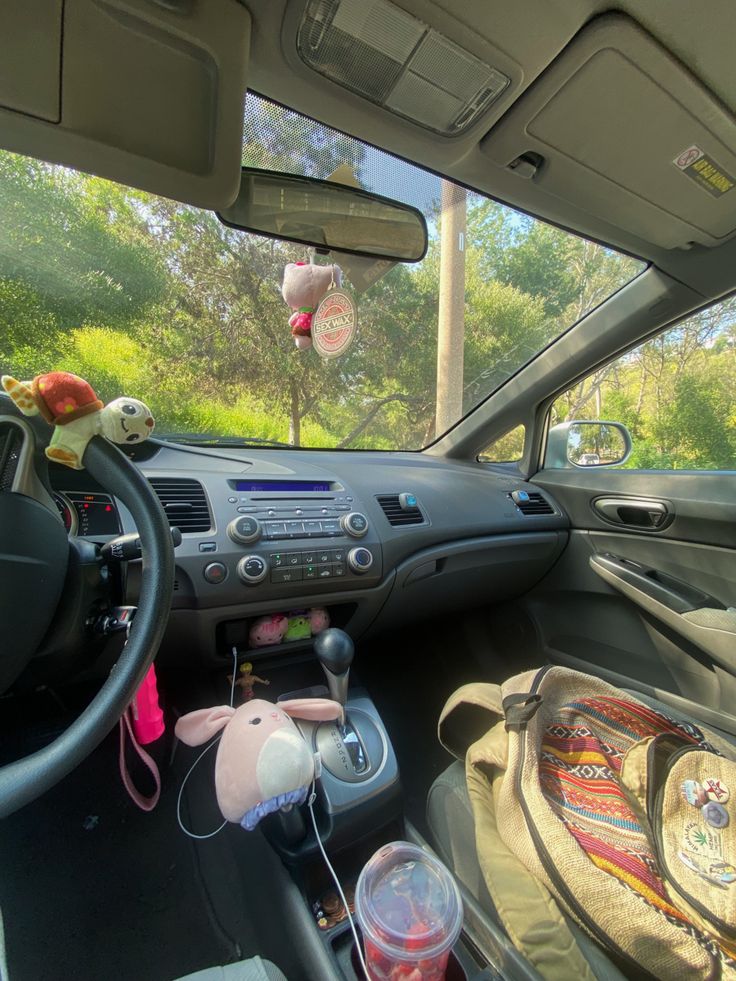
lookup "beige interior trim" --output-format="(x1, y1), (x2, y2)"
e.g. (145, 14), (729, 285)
(0, 0), (251, 210)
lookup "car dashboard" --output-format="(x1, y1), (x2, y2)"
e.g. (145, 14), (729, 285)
(50, 440), (570, 664)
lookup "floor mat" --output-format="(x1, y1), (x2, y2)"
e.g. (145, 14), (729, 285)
(358, 616), (487, 835)
(0, 732), (240, 981)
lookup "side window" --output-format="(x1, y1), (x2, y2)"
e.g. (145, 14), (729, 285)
(547, 297), (736, 471)
(479, 424), (525, 463)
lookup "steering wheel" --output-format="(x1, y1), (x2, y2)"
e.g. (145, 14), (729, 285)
(0, 405), (174, 817)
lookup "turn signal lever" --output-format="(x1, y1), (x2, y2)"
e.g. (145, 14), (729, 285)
(101, 526), (182, 562)
(314, 627), (354, 707)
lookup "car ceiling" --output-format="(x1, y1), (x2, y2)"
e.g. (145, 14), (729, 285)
(245, 0), (736, 301)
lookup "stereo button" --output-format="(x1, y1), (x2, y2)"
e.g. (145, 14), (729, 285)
(265, 521), (287, 539)
(285, 520), (305, 537)
(303, 520), (322, 536)
(321, 519), (340, 535)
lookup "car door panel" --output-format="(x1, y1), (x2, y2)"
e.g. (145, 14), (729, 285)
(522, 469), (736, 728)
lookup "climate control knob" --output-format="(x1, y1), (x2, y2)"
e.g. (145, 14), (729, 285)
(347, 546), (373, 574)
(227, 515), (261, 545)
(341, 511), (369, 538)
(237, 554), (268, 584)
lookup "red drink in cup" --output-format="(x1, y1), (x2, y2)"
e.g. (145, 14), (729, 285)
(355, 842), (463, 981)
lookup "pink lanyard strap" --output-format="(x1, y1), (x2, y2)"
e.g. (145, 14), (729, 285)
(118, 709), (161, 811)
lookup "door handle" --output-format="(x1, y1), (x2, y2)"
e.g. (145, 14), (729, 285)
(593, 497), (671, 529)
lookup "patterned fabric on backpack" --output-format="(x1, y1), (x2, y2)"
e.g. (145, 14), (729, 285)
(540, 695), (736, 966)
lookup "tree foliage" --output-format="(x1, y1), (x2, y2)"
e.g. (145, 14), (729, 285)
(1, 138), (731, 467)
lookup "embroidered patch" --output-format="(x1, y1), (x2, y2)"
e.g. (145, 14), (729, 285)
(683, 821), (724, 860)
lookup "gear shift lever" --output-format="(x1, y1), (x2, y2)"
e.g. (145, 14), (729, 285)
(314, 628), (354, 707)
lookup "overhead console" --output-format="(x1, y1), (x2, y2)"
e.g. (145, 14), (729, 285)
(481, 13), (736, 250)
(0, 0), (250, 209)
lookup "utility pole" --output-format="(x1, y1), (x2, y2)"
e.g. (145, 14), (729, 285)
(435, 180), (467, 437)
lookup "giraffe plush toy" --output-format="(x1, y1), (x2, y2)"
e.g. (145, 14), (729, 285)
(2, 371), (154, 470)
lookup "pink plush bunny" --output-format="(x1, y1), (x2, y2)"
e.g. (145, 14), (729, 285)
(175, 697), (343, 830)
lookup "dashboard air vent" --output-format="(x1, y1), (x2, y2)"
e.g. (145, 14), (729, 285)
(148, 477), (212, 533)
(0, 422), (23, 492)
(376, 493), (424, 527)
(512, 490), (554, 516)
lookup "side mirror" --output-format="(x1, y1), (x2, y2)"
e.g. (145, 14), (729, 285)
(546, 421), (632, 469)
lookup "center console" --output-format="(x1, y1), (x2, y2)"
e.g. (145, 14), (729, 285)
(266, 628), (401, 858)
(166, 476), (385, 610)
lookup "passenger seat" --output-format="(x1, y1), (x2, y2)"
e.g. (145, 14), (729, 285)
(174, 957), (286, 981)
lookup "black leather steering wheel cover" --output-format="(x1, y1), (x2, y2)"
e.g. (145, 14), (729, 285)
(0, 435), (174, 818)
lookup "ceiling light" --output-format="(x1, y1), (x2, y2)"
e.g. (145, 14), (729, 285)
(297, 0), (510, 136)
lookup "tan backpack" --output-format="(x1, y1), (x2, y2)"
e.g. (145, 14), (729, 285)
(439, 666), (736, 980)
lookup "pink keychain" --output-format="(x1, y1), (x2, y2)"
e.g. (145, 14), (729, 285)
(130, 663), (165, 744)
(119, 663), (164, 811)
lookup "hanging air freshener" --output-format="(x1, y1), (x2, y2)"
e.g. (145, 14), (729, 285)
(312, 274), (357, 360)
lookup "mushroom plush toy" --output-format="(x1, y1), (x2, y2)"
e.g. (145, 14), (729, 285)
(282, 261), (342, 350)
(1, 371), (154, 470)
(175, 697), (343, 831)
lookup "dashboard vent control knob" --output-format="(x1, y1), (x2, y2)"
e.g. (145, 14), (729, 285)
(341, 511), (369, 538)
(227, 515), (261, 545)
(347, 547), (373, 574)
(237, 554), (268, 584)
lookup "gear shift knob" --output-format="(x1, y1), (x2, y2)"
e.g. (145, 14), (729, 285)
(314, 628), (354, 706)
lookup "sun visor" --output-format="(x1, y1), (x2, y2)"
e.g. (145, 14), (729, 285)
(480, 13), (736, 250)
(0, 0), (250, 210)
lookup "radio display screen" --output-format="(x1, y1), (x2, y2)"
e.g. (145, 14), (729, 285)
(233, 480), (332, 493)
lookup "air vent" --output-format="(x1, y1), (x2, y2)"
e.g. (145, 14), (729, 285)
(0, 422), (23, 492)
(376, 493), (425, 526)
(511, 490), (554, 516)
(148, 477), (212, 533)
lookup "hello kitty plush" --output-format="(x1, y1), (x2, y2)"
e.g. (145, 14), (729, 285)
(248, 613), (289, 648)
(281, 262), (341, 350)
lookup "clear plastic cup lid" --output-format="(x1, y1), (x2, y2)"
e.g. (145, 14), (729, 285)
(355, 842), (463, 961)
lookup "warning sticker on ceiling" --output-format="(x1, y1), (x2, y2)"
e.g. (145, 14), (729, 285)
(673, 145), (735, 198)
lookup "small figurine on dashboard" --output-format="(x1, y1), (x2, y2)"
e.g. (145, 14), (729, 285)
(228, 662), (270, 702)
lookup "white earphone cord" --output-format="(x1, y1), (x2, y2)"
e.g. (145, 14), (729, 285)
(307, 783), (371, 981)
(176, 647), (238, 840)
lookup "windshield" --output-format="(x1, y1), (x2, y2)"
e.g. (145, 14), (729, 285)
(0, 94), (643, 449)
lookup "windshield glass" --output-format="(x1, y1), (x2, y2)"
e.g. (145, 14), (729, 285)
(0, 94), (643, 449)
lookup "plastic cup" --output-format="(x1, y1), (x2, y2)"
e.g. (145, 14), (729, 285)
(355, 841), (463, 981)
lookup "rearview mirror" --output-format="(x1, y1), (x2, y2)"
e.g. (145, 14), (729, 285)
(547, 421), (632, 469)
(217, 168), (428, 262)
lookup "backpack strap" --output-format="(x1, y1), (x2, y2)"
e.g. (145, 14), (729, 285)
(439, 683), (504, 760)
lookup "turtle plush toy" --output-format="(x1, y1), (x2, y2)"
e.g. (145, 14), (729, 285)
(1, 371), (154, 470)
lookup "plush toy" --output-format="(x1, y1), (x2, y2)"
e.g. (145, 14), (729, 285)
(282, 262), (341, 350)
(175, 697), (343, 830)
(285, 613), (312, 642)
(248, 613), (289, 648)
(307, 607), (330, 635)
(1, 371), (154, 470)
